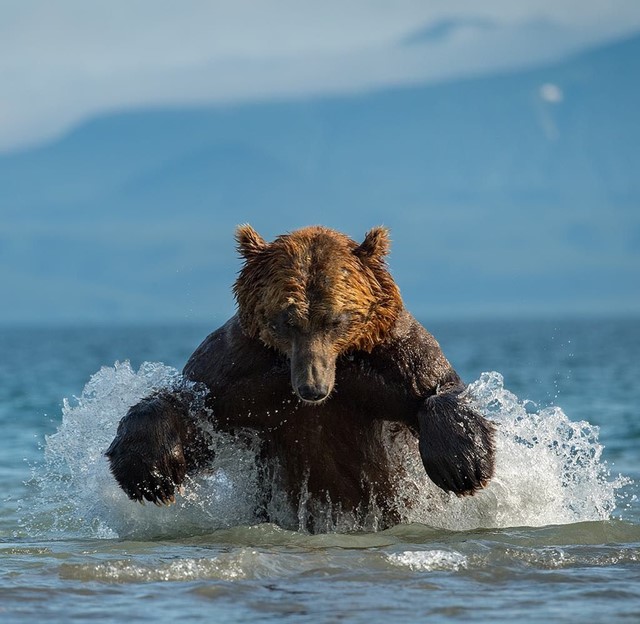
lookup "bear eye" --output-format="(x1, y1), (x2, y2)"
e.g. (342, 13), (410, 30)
(329, 313), (351, 329)
(269, 308), (298, 333)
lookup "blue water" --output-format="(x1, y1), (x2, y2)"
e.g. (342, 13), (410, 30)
(1, 318), (639, 622)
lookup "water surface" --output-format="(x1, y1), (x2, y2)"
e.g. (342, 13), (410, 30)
(1, 319), (639, 622)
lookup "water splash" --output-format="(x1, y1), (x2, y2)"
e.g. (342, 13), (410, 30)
(22, 361), (265, 539)
(387, 550), (468, 572)
(393, 371), (628, 530)
(22, 364), (627, 539)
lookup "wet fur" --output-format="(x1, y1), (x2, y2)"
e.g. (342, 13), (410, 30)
(106, 225), (495, 530)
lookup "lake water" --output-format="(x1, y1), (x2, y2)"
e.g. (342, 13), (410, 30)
(1, 318), (639, 622)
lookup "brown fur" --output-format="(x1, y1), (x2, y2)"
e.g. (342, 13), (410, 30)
(106, 225), (496, 532)
(234, 225), (402, 354)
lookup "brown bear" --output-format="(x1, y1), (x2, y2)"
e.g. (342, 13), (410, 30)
(106, 225), (495, 531)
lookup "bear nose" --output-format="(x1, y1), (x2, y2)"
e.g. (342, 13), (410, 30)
(297, 384), (329, 403)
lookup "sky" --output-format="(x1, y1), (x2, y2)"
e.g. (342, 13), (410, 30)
(2, 0), (640, 153)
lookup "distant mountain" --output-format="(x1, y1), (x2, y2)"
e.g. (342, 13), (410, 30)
(1, 33), (639, 324)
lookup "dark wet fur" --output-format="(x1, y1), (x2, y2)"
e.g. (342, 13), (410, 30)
(105, 312), (496, 524)
(106, 390), (209, 506)
(418, 391), (495, 496)
(105, 226), (496, 528)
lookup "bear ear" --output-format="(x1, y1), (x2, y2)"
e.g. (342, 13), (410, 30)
(236, 224), (268, 259)
(354, 226), (391, 260)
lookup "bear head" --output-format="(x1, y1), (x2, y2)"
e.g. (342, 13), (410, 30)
(233, 225), (403, 404)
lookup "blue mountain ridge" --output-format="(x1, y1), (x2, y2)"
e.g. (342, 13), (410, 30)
(1, 33), (639, 323)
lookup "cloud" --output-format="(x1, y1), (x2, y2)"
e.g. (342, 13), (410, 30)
(1, 0), (640, 153)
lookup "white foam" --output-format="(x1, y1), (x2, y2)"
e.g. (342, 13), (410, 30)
(391, 372), (627, 530)
(24, 361), (266, 539)
(386, 549), (468, 572)
(24, 364), (627, 538)
(58, 548), (285, 582)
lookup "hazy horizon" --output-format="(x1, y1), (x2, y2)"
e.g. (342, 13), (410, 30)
(1, 3), (639, 325)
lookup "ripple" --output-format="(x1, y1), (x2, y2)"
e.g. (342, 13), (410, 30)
(386, 549), (468, 572)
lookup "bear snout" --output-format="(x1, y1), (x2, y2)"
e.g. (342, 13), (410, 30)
(296, 383), (331, 403)
(290, 337), (336, 405)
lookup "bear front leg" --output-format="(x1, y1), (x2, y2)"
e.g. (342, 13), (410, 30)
(417, 390), (495, 496)
(105, 390), (208, 505)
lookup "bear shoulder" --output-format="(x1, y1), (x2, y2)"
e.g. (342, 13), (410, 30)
(369, 309), (462, 397)
(183, 315), (283, 392)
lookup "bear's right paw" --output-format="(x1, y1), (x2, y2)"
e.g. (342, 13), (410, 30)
(106, 436), (186, 505)
(105, 395), (189, 505)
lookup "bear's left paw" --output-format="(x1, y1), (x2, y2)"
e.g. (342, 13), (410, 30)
(417, 392), (495, 496)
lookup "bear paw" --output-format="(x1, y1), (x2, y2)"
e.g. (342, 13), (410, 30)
(417, 392), (495, 496)
(105, 394), (189, 505)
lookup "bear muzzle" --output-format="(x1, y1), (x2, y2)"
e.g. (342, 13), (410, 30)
(296, 383), (332, 403)
(290, 337), (336, 405)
